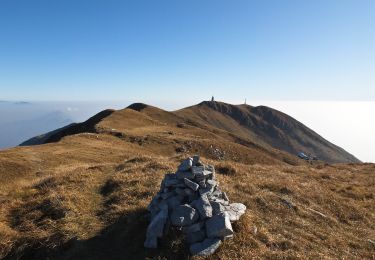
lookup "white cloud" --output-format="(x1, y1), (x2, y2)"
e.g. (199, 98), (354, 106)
(251, 101), (375, 163)
(66, 107), (79, 112)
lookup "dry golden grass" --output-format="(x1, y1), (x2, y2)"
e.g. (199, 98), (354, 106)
(0, 106), (374, 259)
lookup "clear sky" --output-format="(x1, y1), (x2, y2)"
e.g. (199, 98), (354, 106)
(0, 0), (374, 102)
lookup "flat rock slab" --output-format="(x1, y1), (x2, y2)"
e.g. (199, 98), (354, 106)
(176, 170), (195, 180)
(170, 204), (199, 226)
(184, 178), (199, 191)
(190, 238), (222, 256)
(206, 212), (233, 238)
(194, 194), (213, 219)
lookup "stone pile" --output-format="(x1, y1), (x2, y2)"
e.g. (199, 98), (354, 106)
(144, 156), (246, 256)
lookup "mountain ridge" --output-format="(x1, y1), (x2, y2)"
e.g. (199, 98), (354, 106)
(176, 101), (359, 163)
(18, 101), (360, 164)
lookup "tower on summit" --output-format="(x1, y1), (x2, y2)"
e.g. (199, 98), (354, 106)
(211, 96), (214, 102)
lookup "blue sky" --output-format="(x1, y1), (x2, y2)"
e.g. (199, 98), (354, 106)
(0, 0), (374, 102)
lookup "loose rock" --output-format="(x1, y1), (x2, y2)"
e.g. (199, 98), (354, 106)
(206, 212), (233, 238)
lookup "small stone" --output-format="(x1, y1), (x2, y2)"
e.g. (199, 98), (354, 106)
(170, 204), (199, 226)
(251, 226), (258, 235)
(223, 234), (234, 240)
(222, 192), (229, 202)
(178, 158), (193, 171)
(226, 203), (246, 222)
(194, 194), (213, 219)
(206, 164), (215, 174)
(211, 198), (229, 206)
(207, 179), (217, 186)
(190, 238), (222, 256)
(192, 155), (200, 166)
(211, 190), (222, 198)
(186, 230), (206, 244)
(184, 178), (199, 191)
(198, 180), (206, 188)
(206, 212), (233, 238)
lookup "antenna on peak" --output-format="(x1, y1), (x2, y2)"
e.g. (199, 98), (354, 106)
(211, 96), (214, 102)
(244, 98), (247, 105)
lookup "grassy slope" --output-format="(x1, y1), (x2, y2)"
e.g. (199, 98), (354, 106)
(176, 101), (360, 163)
(0, 105), (374, 259)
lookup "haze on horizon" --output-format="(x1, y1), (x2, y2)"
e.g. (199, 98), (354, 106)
(0, 1), (374, 161)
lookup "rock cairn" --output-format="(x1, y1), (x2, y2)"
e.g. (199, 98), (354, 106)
(144, 156), (246, 256)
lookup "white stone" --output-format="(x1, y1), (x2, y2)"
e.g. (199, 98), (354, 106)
(226, 203), (246, 222)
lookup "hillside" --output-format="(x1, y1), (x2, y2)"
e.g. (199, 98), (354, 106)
(26, 101), (359, 164)
(0, 101), (373, 259)
(176, 101), (360, 163)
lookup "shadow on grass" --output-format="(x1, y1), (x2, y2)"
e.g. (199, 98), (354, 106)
(5, 208), (190, 260)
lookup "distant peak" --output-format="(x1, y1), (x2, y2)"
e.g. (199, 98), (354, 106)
(127, 103), (150, 111)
